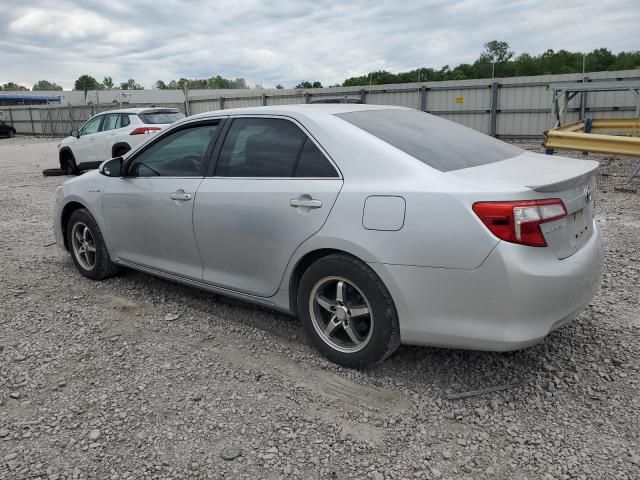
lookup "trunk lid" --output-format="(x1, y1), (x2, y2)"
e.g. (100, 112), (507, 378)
(451, 151), (599, 259)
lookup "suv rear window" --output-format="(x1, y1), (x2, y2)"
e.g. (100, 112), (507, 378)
(139, 111), (185, 124)
(336, 109), (522, 172)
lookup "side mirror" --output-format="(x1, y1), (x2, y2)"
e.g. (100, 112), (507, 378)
(99, 157), (123, 177)
(70, 128), (80, 138)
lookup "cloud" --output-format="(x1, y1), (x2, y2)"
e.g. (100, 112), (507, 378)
(0, 0), (638, 89)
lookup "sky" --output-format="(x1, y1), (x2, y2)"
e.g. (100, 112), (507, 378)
(1, 0), (639, 90)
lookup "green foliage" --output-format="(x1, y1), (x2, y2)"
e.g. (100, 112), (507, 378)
(102, 77), (114, 89)
(74, 75), (102, 91)
(342, 43), (640, 87)
(295, 81), (323, 89)
(159, 76), (249, 90)
(275, 84), (284, 89)
(2, 82), (29, 91)
(120, 78), (143, 90)
(32, 80), (62, 91)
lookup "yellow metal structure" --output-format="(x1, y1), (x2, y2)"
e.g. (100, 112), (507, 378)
(543, 118), (640, 157)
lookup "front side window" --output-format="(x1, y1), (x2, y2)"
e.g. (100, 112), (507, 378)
(127, 123), (219, 177)
(215, 118), (310, 177)
(81, 116), (103, 135)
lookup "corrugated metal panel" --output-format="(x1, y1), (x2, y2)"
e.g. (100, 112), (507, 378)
(4, 70), (640, 137)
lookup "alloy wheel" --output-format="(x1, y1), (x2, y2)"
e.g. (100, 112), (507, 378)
(308, 276), (374, 353)
(71, 222), (97, 270)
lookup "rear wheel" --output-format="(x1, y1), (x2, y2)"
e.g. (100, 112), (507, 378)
(66, 209), (119, 280)
(8, 130), (15, 138)
(297, 254), (400, 368)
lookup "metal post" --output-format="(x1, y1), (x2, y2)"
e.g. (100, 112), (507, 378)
(219, 97), (225, 110)
(419, 86), (428, 112)
(304, 92), (310, 104)
(261, 93), (267, 106)
(8, 109), (13, 129)
(183, 86), (190, 116)
(28, 108), (35, 136)
(359, 89), (366, 104)
(489, 81), (499, 137)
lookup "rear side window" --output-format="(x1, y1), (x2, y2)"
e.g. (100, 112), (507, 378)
(295, 139), (338, 177)
(216, 118), (307, 177)
(336, 109), (522, 172)
(117, 114), (131, 128)
(102, 114), (119, 131)
(139, 111), (185, 124)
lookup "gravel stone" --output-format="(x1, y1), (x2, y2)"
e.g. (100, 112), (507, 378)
(0, 138), (639, 478)
(220, 448), (242, 461)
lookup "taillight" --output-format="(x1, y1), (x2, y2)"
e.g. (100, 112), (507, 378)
(472, 199), (567, 247)
(130, 127), (161, 135)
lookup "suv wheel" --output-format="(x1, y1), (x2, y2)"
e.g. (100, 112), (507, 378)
(297, 254), (401, 369)
(67, 209), (119, 280)
(61, 151), (78, 175)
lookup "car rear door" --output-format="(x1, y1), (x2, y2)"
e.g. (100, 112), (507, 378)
(102, 120), (222, 280)
(193, 116), (343, 297)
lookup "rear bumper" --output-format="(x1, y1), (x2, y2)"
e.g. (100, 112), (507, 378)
(369, 220), (604, 351)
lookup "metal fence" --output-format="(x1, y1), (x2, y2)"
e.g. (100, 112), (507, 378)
(2, 69), (639, 138)
(0, 103), (185, 137)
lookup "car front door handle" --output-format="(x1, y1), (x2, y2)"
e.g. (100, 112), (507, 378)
(170, 190), (192, 201)
(290, 197), (322, 209)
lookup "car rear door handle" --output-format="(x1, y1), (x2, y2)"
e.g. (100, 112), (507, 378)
(170, 190), (192, 201)
(290, 197), (322, 209)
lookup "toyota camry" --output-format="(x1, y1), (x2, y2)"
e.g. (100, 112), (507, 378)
(53, 104), (604, 368)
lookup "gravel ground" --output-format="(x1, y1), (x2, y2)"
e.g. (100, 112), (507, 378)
(1, 136), (639, 480)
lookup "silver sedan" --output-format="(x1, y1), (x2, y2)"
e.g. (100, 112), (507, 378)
(54, 105), (604, 368)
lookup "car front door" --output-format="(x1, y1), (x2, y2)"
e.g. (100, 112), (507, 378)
(102, 121), (222, 280)
(194, 116), (343, 297)
(73, 115), (104, 163)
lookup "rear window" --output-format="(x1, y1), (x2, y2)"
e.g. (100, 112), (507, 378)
(336, 109), (522, 172)
(139, 111), (185, 124)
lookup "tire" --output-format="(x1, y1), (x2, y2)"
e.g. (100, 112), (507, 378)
(66, 208), (119, 280)
(297, 254), (401, 369)
(42, 168), (67, 177)
(60, 151), (78, 175)
(8, 130), (15, 138)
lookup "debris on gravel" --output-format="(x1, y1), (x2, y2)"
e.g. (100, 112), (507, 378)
(1, 137), (639, 479)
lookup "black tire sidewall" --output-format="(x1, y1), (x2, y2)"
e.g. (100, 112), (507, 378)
(62, 152), (77, 175)
(66, 209), (111, 280)
(297, 254), (399, 369)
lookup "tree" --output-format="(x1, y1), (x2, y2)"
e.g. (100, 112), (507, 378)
(74, 75), (101, 91)
(102, 77), (114, 89)
(275, 84), (284, 89)
(2, 82), (29, 91)
(154, 80), (167, 90)
(295, 81), (322, 89)
(32, 80), (62, 91)
(120, 78), (143, 90)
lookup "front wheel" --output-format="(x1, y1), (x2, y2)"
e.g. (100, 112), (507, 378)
(297, 254), (401, 369)
(66, 209), (119, 280)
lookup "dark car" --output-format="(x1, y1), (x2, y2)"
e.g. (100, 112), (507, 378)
(0, 121), (16, 138)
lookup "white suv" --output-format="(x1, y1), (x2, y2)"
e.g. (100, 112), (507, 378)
(58, 108), (184, 174)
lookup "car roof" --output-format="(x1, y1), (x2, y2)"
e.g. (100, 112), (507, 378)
(92, 107), (181, 115)
(186, 103), (409, 121)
